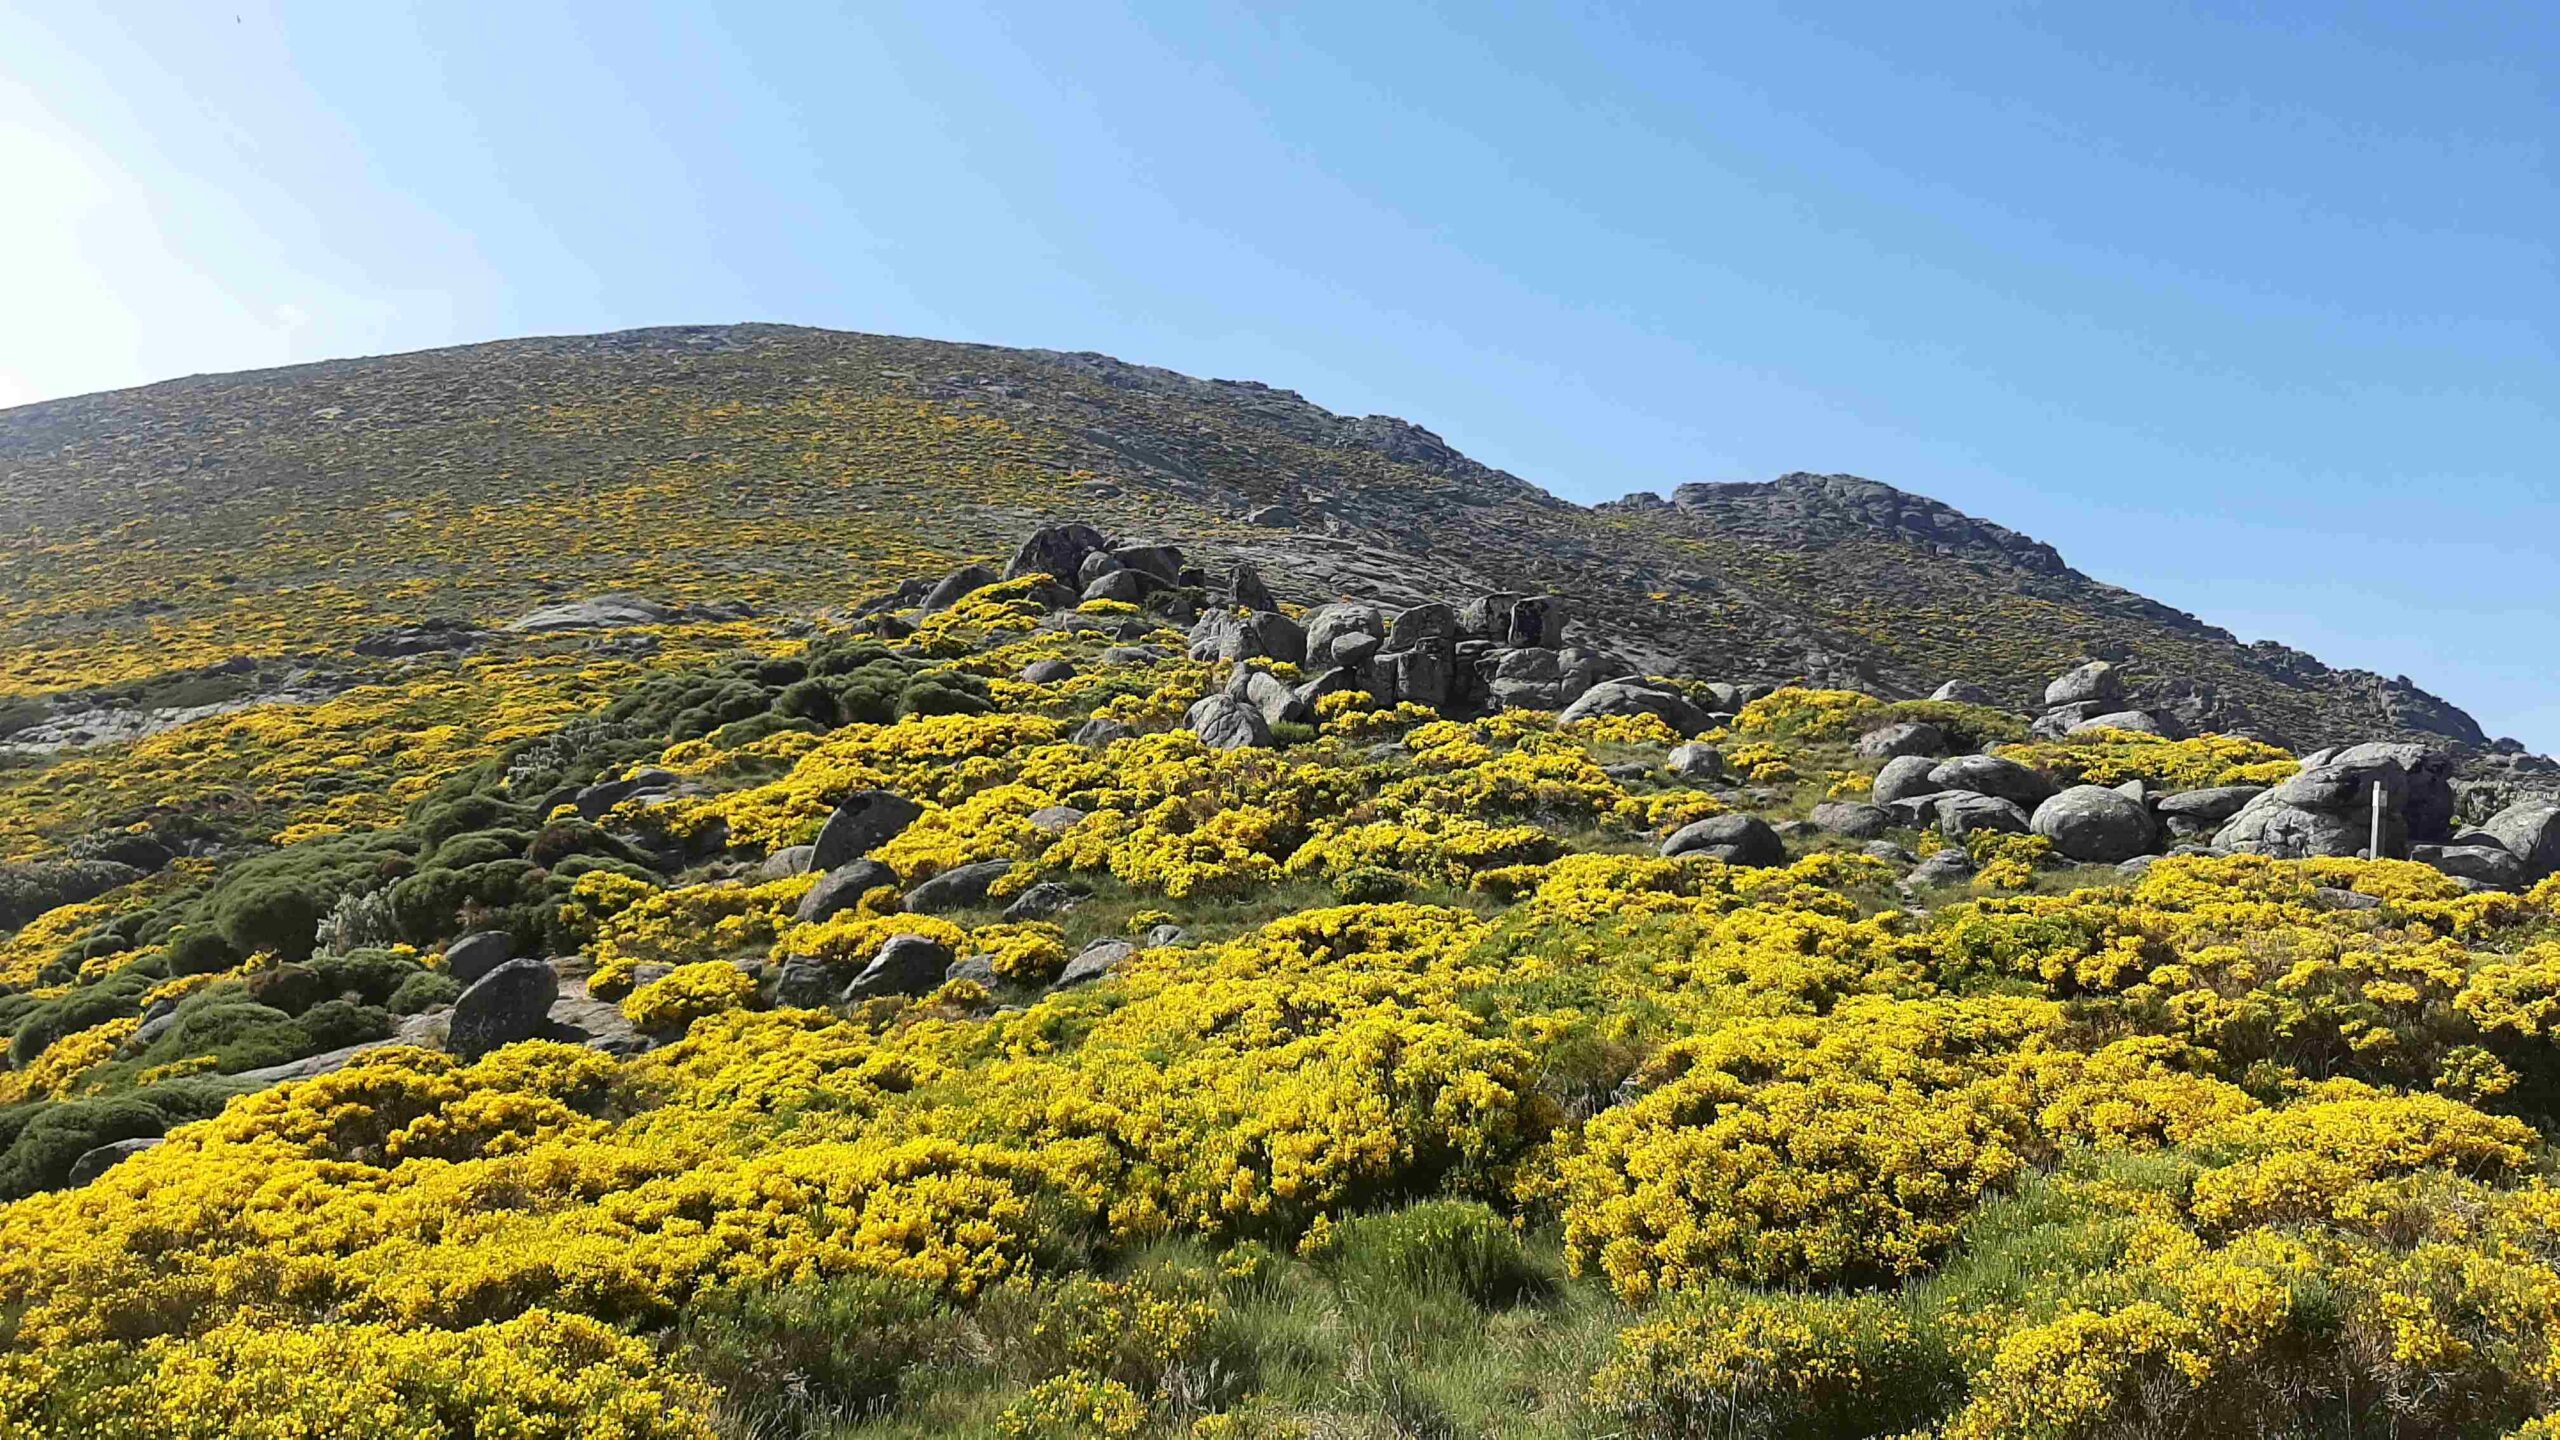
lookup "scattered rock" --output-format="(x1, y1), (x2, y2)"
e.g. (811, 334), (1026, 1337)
(1907, 848), (1977, 886)
(773, 958), (837, 1008)
(759, 844), (816, 879)
(945, 954), (999, 986)
(2154, 786), (2265, 839)
(66, 1138), (163, 1187)
(450, 959), (561, 1059)
(811, 790), (924, 871)
(2030, 786), (2157, 863)
(1186, 694), (1273, 750)
(1002, 881), (1078, 921)
(1559, 680), (1708, 736)
(1855, 722), (1947, 760)
(2332, 743), (2457, 842)
(1660, 814), (1785, 866)
(1810, 802), (1891, 839)
(441, 931), (517, 987)
(843, 935), (954, 1001)
(921, 563), (1000, 612)
(2043, 661), (2124, 709)
(1229, 563), (1278, 612)
(2215, 755), (2409, 860)
(1083, 570), (1153, 605)
(508, 594), (677, 632)
(2413, 843), (2526, 889)
(902, 860), (1016, 914)
(1863, 840), (1918, 863)
(2069, 710), (2169, 737)
(1005, 523), (1108, 583)
(1926, 756), (2056, 811)
(2479, 802), (2560, 881)
(1144, 924), (1191, 948)
(1055, 938), (1138, 988)
(1028, 806), (1087, 834)
(1665, 743), (1725, 781)
(1871, 755), (1943, 806)
(1939, 792), (2032, 839)
(1072, 718), (1134, 747)
(1021, 658), (1077, 684)
(797, 859), (896, 923)
(1930, 680), (1996, 705)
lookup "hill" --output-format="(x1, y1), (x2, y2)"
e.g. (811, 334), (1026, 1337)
(8, 328), (2560, 1437)
(0, 324), (2518, 759)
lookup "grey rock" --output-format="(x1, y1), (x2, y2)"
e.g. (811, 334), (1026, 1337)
(902, 860), (1016, 914)
(1185, 695), (1273, 750)
(1508, 596), (1567, 649)
(232, 1039), (399, 1086)
(945, 954), (1000, 986)
(2314, 886), (2384, 911)
(1491, 647), (1561, 684)
(1056, 938), (1138, 988)
(1020, 658), (1078, 684)
(1811, 802), (1892, 839)
(1885, 793), (1950, 828)
(1872, 755), (1943, 805)
(1332, 633), (1383, 666)
(1110, 543), (1185, 583)
(1389, 603), (1459, 652)
(1907, 848), (1977, 886)
(1457, 594), (1525, 640)
(1082, 570), (1154, 605)
(2332, 742), (2457, 843)
(1072, 717), (1134, 747)
(811, 790), (924, 871)
(441, 931), (517, 987)
(2215, 756), (2409, 859)
(66, 1138), (163, 1187)
(1002, 881), (1079, 921)
(843, 935), (954, 1001)
(2031, 785), (2157, 863)
(2413, 843), (2526, 889)
(1028, 806), (1087, 834)
(1665, 743), (1725, 781)
(1930, 680), (1996, 705)
(1144, 924), (1191, 948)
(1927, 755), (2057, 810)
(450, 958), (560, 1058)
(1863, 840), (1919, 863)
(1075, 551), (1124, 587)
(2155, 785), (2265, 832)
(2480, 802), (2560, 880)
(2117, 855), (2160, 877)
(1855, 722), (1947, 760)
(1228, 562), (1278, 613)
(921, 563), (1000, 613)
(796, 859), (896, 923)
(773, 958), (838, 1008)
(1660, 814), (1785, 867)
(1100, 644), (1169, 665)
(1379, 646), (1455, 711)
(1773, 820), (1820, 842)
(2069, 710), (2170, 737)
(2043, 661), (2124, 709)
(1559, 680), (1708, 737)
(1939, 792), (2033, 839)
(1305, 604), (1387, 663)
(1005, 523), (1108, 583)
(508, 594), (677, 632)
(1227, 666), (1309, 728)
(759, 844), (817, 880)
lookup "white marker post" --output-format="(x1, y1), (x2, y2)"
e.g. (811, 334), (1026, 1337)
(2371, 780), (2385, 860)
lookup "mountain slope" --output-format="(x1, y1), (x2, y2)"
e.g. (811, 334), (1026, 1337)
(0, 323), (2502, 752)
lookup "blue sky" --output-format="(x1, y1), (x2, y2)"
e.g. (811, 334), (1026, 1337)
(3, 3), (2553, 747)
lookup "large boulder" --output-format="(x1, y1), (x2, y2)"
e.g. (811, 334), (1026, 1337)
(2214, 756), (2409, 859)
(1854, 722), (1946, 760)
(1927, 755), (2057, 811)
(1056, 938), (1138, 988)
(2330, 742), (2456, 843)
(2479, 802), (2560, 881)
(1665, 743), (1725, 781)
(1457, 594), (1525, 641)
(1228, 563), (1278, 613)
(843, 935), (954, 1002)
(450, 958), (560, 1059)
(1004, 523), (1108, 582)
(1939, 792), (2032, 840)
(1185, 695), (1272, 750)
(903, 860), (1016, 914)
(1304, 604), (1387, 664)
(1507, 597), (1567, 649)
(920, 563), (999, 613)
(1082, 570), (1153, 605)
(1378, 647), (1455, 711)
(2043, 661), (2124, 709)
(66, 1137), (163, 1188)
(1872, 755), (1943, 806)
(1190, 610), (1306, 665)
(1558, 680), (1708, 737)
(1810, 802), (1891, 840)
(2069, 710), (2171, 737)
(796, 859), (896, 923)
(441, 931), (517, 987)
(1388, 603), (1458, 652)
(1109, 543), (1185, 583)
(1930, 680), (1996, 705)
(2154, 786), (2265, 840)
(2413, 843), (2527, 890)
(811, 791), (923, 872)
(1660, 814), (1785, 866)
(1227, 667), (1308, 728)
(2031, 786), (2157, 863)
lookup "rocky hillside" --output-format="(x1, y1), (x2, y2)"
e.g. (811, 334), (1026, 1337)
(0, 324), (2529, 767)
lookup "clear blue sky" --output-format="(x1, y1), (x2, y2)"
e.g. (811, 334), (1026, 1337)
(4, 3), (2554, 747)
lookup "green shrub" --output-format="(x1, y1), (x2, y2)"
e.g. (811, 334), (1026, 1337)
(388, 971), (463, 1014)
(1318, 1201), (1549, 1309)
(211, 876), (331, 962)
(675, 1274), (969, 1428)
(1333, 866), (1410, 904)
(0, 1098), (165, 1197)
